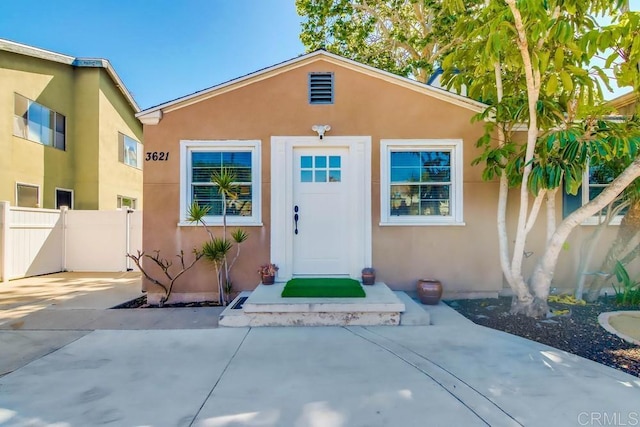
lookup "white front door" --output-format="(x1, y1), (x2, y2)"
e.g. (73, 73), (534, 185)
(293, 148), (350, 275)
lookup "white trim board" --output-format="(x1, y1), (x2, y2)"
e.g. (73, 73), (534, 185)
(271, 136), (372, 281)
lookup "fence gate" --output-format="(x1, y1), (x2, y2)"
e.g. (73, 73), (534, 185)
(0, 202), (142, 282)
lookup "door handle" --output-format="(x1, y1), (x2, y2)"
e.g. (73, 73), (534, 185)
(294, 205), (299, 235)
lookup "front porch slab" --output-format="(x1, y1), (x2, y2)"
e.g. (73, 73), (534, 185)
(219, 282), (430, 327)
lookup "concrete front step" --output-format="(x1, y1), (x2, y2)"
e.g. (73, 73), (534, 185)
(219, 283), (430, 327)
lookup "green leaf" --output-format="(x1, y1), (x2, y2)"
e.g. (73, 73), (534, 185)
(560, 70), (574, 92)
(546, 74), (558, 96)
(554, 48), (564, 71)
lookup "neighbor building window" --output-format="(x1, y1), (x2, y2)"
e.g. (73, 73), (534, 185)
(180, 140), (262, 225)
(55, 188), (73, 209)
(16, 183), (39, 208)
(118, 133), (142, 169)
(117, 196), (137, 210)
(309, 72), (334, 104)
(380, 140), (464, 225)
(13, 93), (66, 150)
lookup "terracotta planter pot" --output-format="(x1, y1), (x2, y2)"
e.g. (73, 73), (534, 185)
(417, 279), (443, 305)
(361, 268), (376, 285)
(261, 275), (275, 285)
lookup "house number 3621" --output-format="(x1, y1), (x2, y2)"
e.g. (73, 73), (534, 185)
(145, 152), (170, 161)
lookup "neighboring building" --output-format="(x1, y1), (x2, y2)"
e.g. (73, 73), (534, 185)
(136, 50), (627, 303)
(609, 91), (638, 116)
(0, 38), (142, 210)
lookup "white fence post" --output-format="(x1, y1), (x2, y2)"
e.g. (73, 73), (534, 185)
(0, 201), (9, 282)
(61, 206), (68, 271)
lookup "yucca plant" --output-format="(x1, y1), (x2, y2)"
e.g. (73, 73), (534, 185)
(194, 168), (249, 305)
(202, 238), (233, 304)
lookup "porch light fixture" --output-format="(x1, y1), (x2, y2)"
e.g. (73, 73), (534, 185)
(311, 124), (331, 139)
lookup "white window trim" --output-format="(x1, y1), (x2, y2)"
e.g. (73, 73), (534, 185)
(581, 165), (623, 226)
(179, 140), (262, 226)
(15, 182), (40, 208)
(117, 195), (137, 210)
(380, 139), (464, 226)
(55, 187), (74, 209)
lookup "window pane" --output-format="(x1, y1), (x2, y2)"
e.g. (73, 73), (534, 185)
(391, 152), (420, 167)
(222, 151), (251, 168)
(28, 102), (42, 143)
(123, 135), (139, 167)
(301, 170), (313, 182)
(329, 156), (341, 168)
(315, 170), (327, 182)
(390, 184), (420, 216)
(56, 190), (72, 209)
(301, 156), (312, 168)
(193, 152), (222, 168)
(191, 149), (254, 218)
(391, 166), (421, 182)
(13, 94), (28, 138)
(192, 185), (223, 215)
(54, 113), (65, 150)
(17, 184), (38, 208)
(329, 170), (341, 182)
(40, 108), (53, 146)
(421, 151), (450, 166)
(314, 156), (327, 168)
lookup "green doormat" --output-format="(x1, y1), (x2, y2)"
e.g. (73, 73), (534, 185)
(282, 278), (366, 298)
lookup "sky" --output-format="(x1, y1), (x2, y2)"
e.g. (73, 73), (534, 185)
(0, 0), (306, 110)
(0, 1), (637, 111)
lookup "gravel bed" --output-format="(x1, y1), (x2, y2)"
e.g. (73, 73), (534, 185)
(446, 296), (640, 378)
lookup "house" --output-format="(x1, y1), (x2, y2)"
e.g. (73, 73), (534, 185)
(136, 50), (625, 304)
(0, 38), (143, 210)
(609, 91), (638, 116)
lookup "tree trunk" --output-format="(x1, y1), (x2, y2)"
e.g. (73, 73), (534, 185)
(524, 156), (640, 316)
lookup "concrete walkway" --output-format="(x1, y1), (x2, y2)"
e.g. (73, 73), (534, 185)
(0, 274), (639, 426)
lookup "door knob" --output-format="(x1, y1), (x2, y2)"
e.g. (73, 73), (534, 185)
(294, 205), (299, 234)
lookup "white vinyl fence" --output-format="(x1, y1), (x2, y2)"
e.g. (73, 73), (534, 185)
(0, 201), (142, 282)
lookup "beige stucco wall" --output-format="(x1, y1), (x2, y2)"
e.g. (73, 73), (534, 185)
(141, 59), (506, 301)
(0, 51), (76, 208)
(97, 69), (143, 209)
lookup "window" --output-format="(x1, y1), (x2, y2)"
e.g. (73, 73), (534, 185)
(13, 93), (65, 150)
(180, 140), (261, 225)
(55, 189), (73, 209)
(16, 183), (39, 208)
(380, 140), (464, 225)
(117, 196), (137, 210)
(300, 155), (341, 182)
(309, 73), (334, 104)
(118, 133), (142, 169)
(563, 161), (626, 224)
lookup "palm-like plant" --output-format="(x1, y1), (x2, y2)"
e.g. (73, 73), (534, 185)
(191, 168), (249, 305)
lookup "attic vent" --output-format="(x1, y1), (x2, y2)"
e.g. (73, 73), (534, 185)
(309, 73), (334, 104)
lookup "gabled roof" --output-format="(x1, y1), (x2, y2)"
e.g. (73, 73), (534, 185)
(136, 50), (488, 124)
(0, 38), (140, 113)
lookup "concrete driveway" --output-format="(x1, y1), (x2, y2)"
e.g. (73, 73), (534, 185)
(0, 273), (639, 426)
